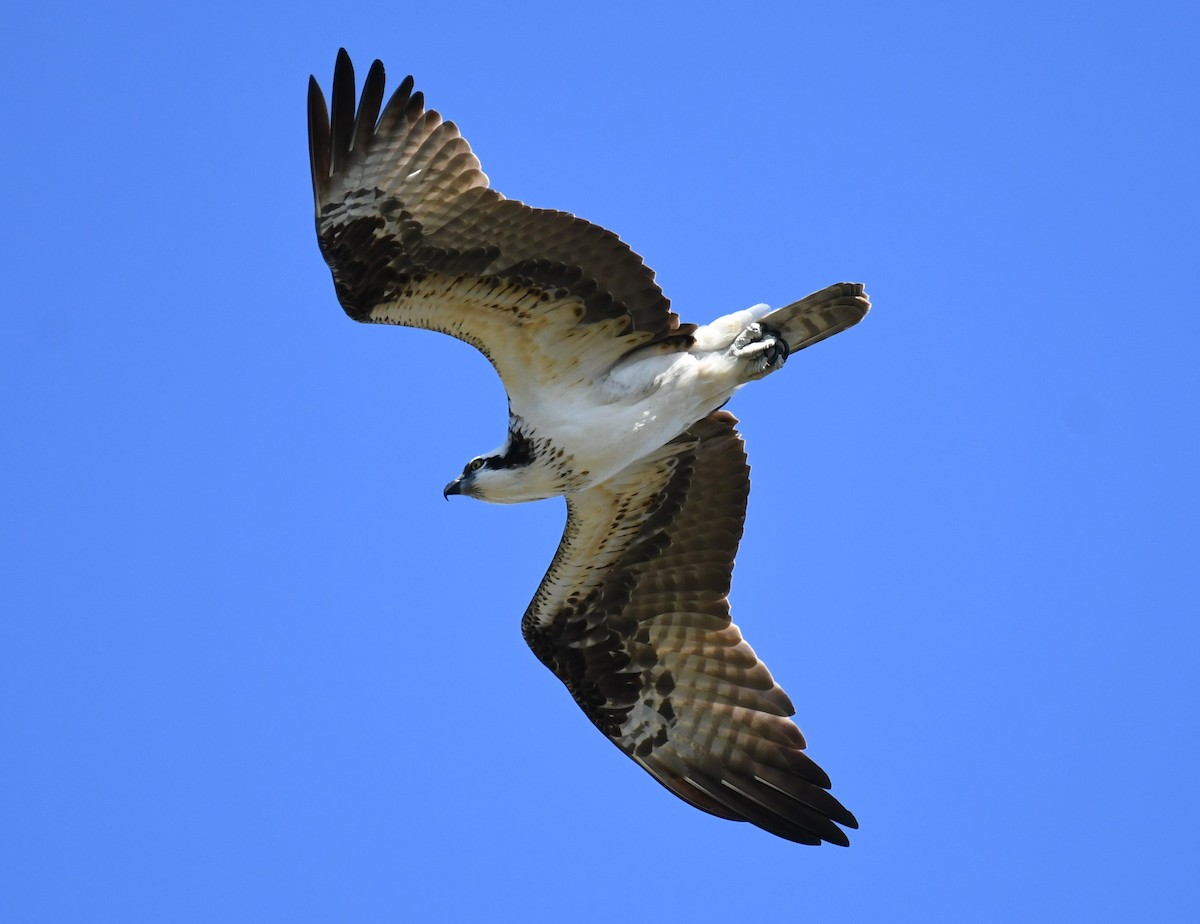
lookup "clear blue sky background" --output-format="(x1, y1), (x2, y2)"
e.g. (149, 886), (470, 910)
(4, 1), (1197, 921)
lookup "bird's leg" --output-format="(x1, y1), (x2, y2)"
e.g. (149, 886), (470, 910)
(729, 323), (790, 377)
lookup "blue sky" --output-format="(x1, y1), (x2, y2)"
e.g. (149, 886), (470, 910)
(3, 1), (1198, 920)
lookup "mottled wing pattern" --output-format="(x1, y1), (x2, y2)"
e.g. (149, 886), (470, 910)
(307, 50), (695, 399)
(523, 412), (857, 845)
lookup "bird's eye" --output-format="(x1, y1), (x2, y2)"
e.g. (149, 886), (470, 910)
(466, 458), (485, 474)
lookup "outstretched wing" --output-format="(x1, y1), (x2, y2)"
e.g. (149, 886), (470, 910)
(308, 50), (695, 405)
(522, 412), (856, 846)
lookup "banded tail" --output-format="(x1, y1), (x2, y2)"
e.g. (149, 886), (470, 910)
(762, 283), (870, 354)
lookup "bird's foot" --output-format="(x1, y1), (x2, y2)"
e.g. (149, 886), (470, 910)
(730, 323), (790, 376)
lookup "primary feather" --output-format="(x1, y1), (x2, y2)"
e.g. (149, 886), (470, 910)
(308, 49), (868, 845)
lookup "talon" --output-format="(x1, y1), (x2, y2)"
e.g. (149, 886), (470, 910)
(768, 326), (787, 364)
(730, 322), (788, 369)
(764, 325), (789, 364)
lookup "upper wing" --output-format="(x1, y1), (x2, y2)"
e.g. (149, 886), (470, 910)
(522, 411), (857, 846)
(307, 50), (695, 403)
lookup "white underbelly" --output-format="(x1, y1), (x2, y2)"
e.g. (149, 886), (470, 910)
(521, 350), (742, 491)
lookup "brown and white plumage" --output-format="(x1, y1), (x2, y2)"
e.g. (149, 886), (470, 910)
(523, 412), (857, 845)
(308, 49), (867, 845)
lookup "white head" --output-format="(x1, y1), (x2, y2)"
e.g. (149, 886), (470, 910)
(442, 431), (553, 504)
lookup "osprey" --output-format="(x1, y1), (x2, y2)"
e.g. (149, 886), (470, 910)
(308, 50), (868, 846)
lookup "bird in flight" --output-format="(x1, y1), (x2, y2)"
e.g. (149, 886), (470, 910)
(308, 50), (868, 846)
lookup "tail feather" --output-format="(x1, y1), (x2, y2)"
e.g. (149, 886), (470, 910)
(761, 283), (870, 354)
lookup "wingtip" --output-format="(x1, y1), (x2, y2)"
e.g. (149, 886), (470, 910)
(307, 73), (331, 200)
(306, 73), (325, 116)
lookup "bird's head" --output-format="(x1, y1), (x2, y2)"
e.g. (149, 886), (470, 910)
(443, 431), (544, 504)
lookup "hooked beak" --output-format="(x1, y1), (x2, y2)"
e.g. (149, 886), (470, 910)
(443, 476), (464, 500)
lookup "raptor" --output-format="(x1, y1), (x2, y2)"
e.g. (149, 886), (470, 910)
(308, 50), (869, 845)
